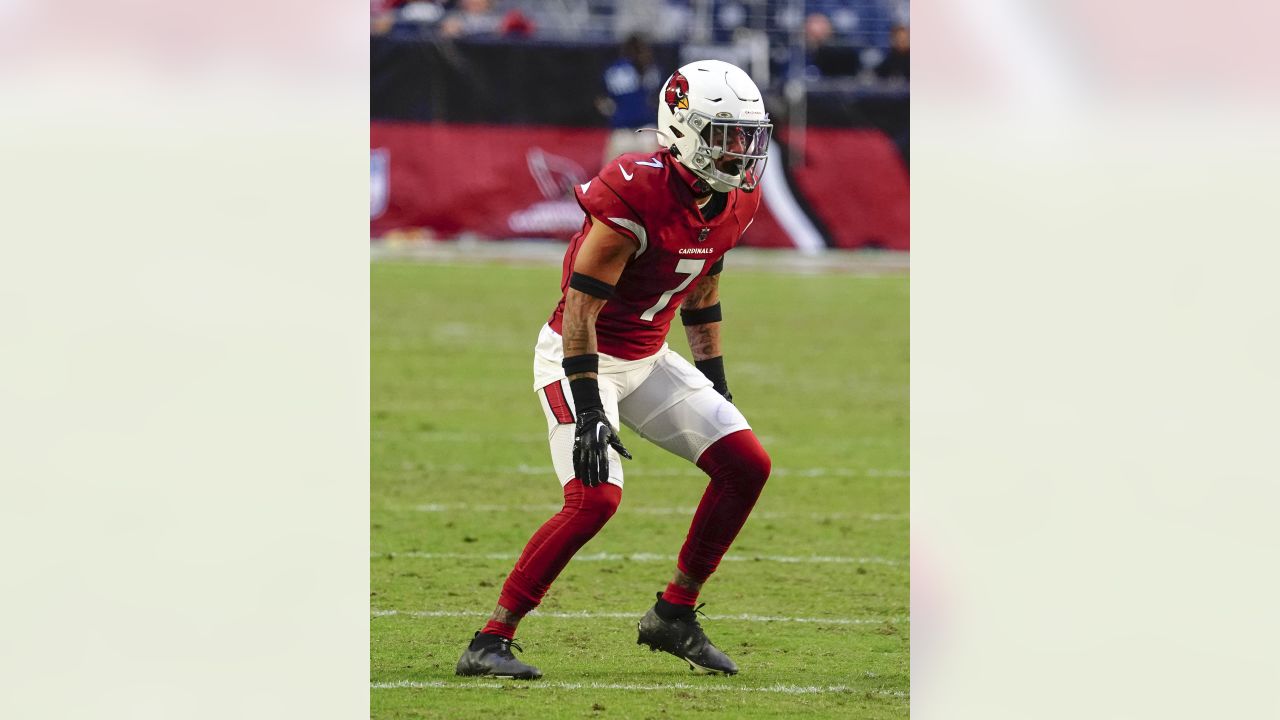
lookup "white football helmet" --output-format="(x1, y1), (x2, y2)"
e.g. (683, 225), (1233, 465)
(656, 59), (771, 193)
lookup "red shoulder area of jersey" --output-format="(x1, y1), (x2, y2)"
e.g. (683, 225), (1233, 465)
(574, 151), (678, 248)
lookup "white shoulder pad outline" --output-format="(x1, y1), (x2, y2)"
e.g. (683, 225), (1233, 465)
(609, 217), (648, 258)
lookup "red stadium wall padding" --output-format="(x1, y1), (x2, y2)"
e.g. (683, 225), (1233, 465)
(371, 122), (908, 250)
(371, 123), (606, 240)
(778, 128), (910, 250)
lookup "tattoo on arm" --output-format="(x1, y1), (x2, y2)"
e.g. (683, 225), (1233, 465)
(563, 288), (608, 380)
(682, 274), (722, 361)
(682, 274), (719, 311)
(685, 321), (721, 361)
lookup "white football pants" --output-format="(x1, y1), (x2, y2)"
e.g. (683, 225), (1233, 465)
(531, 323), (751, 488)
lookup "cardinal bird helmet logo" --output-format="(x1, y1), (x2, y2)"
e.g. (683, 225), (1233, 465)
(664, 72), (689, 112)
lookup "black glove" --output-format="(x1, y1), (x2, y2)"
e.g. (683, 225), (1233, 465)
(568, 377), (632, 487)
(572, 407), (632, 486)
(695, 356), (733, 403)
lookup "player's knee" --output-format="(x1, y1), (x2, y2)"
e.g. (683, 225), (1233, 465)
(577, 483), (622, 529)
(737, 441), (771, 492)
(704, 430), (771, 491)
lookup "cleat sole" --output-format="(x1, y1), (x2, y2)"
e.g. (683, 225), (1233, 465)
(684, 657), (737, 676)
(639, 640), (737, 675)
(455, 666), (542, 680)
(459, 672), (541, 680)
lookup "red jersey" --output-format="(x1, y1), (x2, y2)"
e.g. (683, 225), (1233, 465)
(548, 150), (761, 360)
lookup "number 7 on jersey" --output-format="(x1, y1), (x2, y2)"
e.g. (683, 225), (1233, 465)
(639, 258), (706, 321)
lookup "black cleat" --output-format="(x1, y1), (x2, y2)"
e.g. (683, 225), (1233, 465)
(636, 594), (739, 675)
(455, 632), (543, 679)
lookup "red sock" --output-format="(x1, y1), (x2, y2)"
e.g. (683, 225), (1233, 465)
(496, 479), (622, 616)
(677, 430), (771, 583)
(661, 582), (700, 608)
(480, 620), (516, 640)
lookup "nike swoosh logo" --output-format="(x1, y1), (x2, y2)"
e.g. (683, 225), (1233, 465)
(618, 164), (634, 181)
(580, 180), (592, 193)
(636, 157), (663, 168)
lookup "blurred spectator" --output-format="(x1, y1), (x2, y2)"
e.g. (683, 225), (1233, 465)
(498, 8), (535, 37)
(371, 0), (403, 36)
(439, 0), (502, 38)
(805, 12), (834, 54)
(598, 33), (663, 166)
(391, 1), (446, 35)
(805, 12), (861, 78)
(876, 23), (909, 81)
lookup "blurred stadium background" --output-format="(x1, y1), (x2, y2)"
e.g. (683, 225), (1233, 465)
(370, 0), (909, 254)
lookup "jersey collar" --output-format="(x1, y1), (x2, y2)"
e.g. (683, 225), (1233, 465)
(664, 150), (735, 226)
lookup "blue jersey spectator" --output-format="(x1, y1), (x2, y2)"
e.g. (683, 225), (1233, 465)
(604, 59), (656, 129)
(598, 34), (663, 166)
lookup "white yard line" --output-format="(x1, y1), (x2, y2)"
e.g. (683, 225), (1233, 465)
(370, 679), (907, 697)
(372, 608), (907, 626)
(384, 433), (902, 449)
(374, 551), (902, 566)
(390, 463), (908, 478)
(376, 432), (547, 443)
(411, 502), (906, 522)
(517, 464), (911, 479)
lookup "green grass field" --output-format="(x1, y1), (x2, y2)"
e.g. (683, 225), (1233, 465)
(371, 258), (909, 718)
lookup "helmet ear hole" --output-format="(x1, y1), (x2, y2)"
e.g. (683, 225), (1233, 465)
(668, 125), (684, 139)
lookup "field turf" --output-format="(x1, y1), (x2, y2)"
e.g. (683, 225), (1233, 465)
(371, 258), (909, 718)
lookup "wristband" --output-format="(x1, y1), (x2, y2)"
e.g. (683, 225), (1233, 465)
(568, 377), (604, 414)
(561, 353), (599, 377)
(680, 302), (722, 326)
(695, 356), (729, 396)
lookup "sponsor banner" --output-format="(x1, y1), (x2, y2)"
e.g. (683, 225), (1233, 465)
(371, 122), (908, 250)
(370, 123), (611, 241)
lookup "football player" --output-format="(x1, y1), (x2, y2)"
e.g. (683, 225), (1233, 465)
(456, 60), (773, 679)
